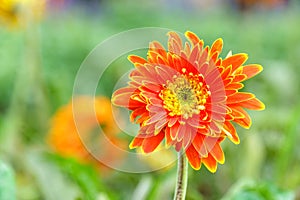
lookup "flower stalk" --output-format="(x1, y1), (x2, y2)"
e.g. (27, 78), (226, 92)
(174, 151), (188, 200)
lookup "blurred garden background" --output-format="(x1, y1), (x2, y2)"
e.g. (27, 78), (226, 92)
(0, 0), (300, 199)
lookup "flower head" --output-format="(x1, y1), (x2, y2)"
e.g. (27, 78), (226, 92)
(112, 31), (265, 172)
(47, 96), (126, 170)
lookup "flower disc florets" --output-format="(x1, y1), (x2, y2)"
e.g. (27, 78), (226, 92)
(160, 73), (210, 120)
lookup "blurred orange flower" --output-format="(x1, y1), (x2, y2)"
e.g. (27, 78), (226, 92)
(47, 96), (126, 170)
(112, 31), (265, 172)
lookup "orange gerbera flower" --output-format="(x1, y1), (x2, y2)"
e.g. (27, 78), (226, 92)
(112, 31), (265, 172)
(47, 96), (126, 170)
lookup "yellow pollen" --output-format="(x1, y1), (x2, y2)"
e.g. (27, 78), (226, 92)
(159, 73), (210, 119)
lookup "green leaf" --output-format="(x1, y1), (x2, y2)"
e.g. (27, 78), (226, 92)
(0, 161), (16, 200)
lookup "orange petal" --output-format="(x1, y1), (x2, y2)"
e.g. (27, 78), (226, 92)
(130, 107), (147, 122)
(210, 51), (219, 63)
(232, 74), (247, 83)
(168, 32), (182, 46)
(226, 89), (237, 96)
(186, 145), (201, 170)
(202, 154), (217, 173)
(226, 82), (244, 90)
(129, 135), (145, 149)
(221, 65), (232, 79)
(222, 53), (248, 71)
(185, 31), (204, 47)
(189, 44), (201, 63)
(192, 134), (208, 157)
(136, 113), (149, 124)
(141, 82), (162, 93)
(168, 117), (177, 127)
(223, 78), (232, 86)
(216, 58), (222, 66)
(241, 64), (263, 80)
(168, 32), (182, 54)
(128, 55), (147, 66)
(145, 112), (166, 125)
(112, 87), (137, 107)
(227, 92), (255, 104)
(223, 121), (240, 144)
(210, 143), (225, 164)
(170, 122), (180, 140)
(149, 41), (167, 58)
(182, 126), (194, 150)
(236, 97), (265, 110)
(142, 131), (164, 153)
(210, 38), (223, 55)
(177, 124), (187, 141)
(230, 106), (246, 119)
(156, 54), (168, 65)
(165, 127), (175, 148)
(175, 140), (183, 152)
(234, 117), (251, 129)
(233, 108), (252, 129)
(147, 50), (160, 63)
(154, 118), (168, 134)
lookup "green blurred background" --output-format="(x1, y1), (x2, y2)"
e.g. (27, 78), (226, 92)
(0, 0), (300, 199)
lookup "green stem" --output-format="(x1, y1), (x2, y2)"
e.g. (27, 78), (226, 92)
(173, 151), (188, 200)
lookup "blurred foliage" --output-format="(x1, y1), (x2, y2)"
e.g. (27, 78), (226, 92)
(46, 153), (112, 200)
(222, 179), (295, 200)
(0, 1), (300, 199)
(0, 161), (15, 200)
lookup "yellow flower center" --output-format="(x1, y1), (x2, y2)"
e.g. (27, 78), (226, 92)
(159, 71), (211, 119)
